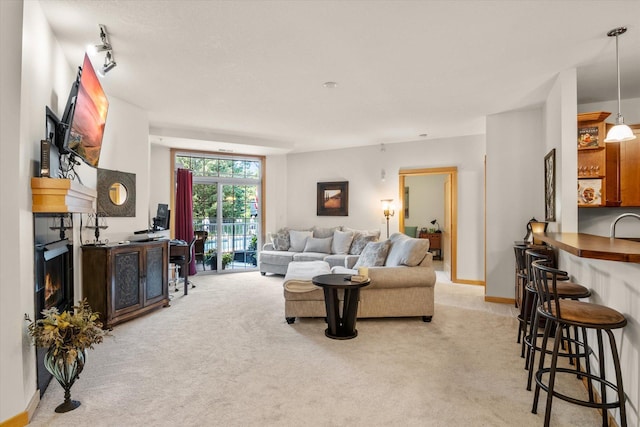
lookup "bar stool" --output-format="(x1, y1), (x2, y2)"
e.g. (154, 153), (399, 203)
(530, 260), (627, 427)
(514, 244), (560, 350)
(524, 250), (591, 390)
(513, 244), (529, 344)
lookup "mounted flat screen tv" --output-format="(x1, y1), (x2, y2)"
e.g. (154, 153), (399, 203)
(57, 53), (109, 168)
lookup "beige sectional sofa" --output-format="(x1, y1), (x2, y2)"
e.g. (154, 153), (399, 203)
(282, 232), (437, 323)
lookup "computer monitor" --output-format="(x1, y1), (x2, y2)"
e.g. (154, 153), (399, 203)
(152, 203), (169, 231)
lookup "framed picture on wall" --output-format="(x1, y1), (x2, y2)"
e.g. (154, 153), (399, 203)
(317, 181), (349, 216)
(544, 149), (556, 221)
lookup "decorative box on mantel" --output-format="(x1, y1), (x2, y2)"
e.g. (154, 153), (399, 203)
(31, 177), (97, 213)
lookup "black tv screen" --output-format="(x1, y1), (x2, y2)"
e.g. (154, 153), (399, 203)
(60, 54), (109, 168)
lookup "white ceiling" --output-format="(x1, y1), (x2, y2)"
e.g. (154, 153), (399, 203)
(39, 0), (640, 155)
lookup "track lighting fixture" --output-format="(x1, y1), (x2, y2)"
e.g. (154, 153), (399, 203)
(89, 24), (117, 76)
(90, 24), (112, 53)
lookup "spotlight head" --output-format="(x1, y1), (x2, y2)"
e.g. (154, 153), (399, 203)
(98, 51), (117, 76)
(102, 60), (117, 74)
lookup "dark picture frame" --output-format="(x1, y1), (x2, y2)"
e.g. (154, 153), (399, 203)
(544, 149), (556, 222)
(317, 181), (349, 216)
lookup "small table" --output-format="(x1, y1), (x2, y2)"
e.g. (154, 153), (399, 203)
(312, 274), (370, 340)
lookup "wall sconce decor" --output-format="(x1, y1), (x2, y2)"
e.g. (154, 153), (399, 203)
(381, 199), (395, 238)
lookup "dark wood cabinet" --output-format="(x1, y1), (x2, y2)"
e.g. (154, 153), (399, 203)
(82, 240), (169, 328)
(419, 232), (442, 260)
(577, 113), (640, 207)
(620, 124), (640, 207)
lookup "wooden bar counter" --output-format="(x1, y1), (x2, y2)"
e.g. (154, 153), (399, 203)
(534, 232), (640, 263)
(534, 231), (640, 426)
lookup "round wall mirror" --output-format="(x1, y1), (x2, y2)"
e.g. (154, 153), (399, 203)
(109, 183), (128, 206)
(97, 168), (136, 217)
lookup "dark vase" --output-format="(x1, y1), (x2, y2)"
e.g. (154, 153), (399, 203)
(44, 348), (86, 413)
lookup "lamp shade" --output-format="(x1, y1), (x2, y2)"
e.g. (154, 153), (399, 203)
(605, 124), (637, 142)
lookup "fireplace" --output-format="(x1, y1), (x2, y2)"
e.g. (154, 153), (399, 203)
(34, 214), (74, 395)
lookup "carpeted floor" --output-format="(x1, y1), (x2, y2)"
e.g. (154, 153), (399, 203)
(28, 270), (601, 426)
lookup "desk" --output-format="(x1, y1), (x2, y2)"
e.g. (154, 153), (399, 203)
(312, 274), (370, 340)
(169, 242), (190, 295)
(420, 232), (442, 260)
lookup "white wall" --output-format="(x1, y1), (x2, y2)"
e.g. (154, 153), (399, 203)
(486, 108), (544, 299)
(149, 144), (172, 228)
(546, 69), (578, 233)
(577, 97), (640, 237)
(83, 97), (152, 244)
(1, 0), (28, 422)
(285, 135), (485, 281)
(404, 175), (446, 230)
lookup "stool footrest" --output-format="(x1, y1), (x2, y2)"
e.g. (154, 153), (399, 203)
(535, 367), (622, 410)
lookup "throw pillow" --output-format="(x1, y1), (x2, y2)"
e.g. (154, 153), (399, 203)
(312, 226), (341, 239)
(288, 230), (313, 252)
(349, 233), (379, 255)
(331, 230), (354, 254)
(303, 237), (333, 253)
(270, 228), (290, 251)
(385, 232), (430, 266)
(354, 240), (391, 268)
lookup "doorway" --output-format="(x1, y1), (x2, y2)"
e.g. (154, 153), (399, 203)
(399, 167), (458, 282)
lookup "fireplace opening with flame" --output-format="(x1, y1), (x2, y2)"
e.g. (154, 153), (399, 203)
(34, 214), (74, 395)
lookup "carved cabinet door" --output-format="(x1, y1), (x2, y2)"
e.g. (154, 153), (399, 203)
(110, 247), (144, 317)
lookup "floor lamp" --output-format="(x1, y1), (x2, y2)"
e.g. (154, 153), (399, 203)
(381, 199), (395, 238)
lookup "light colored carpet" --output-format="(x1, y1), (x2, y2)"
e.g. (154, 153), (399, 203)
(29, 270), (601, 426)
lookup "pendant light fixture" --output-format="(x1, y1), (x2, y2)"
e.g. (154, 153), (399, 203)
(604, 27), (636, 143)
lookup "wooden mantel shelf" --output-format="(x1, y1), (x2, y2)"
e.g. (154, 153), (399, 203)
(31, 177), (97, 213)
(534, 232), (640, 263)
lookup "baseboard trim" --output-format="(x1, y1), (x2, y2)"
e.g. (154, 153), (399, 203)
(454, 279), (485, 286)
(484, 296), (514, 305)
(0, 411), (28, 427)
(26, 390), (40, 422)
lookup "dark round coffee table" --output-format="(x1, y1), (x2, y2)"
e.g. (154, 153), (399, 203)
(311, 273), (370, 340)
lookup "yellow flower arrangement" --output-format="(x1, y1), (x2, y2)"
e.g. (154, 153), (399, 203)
(27, 299), (108, 364)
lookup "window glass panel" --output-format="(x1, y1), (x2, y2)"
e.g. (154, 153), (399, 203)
(218, 159), (234, 177)
(247, 161), (260, 179)
(233, 160), (246, 178)
(204, 158), (218, 177)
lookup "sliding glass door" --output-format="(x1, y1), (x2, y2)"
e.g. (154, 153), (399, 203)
(177, 154), (261, 273)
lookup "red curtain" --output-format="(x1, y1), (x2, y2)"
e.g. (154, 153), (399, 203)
(175, 168), (196, 275)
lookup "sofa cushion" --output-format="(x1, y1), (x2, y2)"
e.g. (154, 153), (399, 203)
(289, 230), (313, 252)
(293, 252), (327, 262)
(323, 254), (351, 268)
(354, 240), (391, 268)
(312, 226), (341, 238)
(259, 250), (295, 266)
(385, 232), (430, 267)
(303, 237), (333, 253)
(331, 229), (354, 254)
(270, 228), (290, 251)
